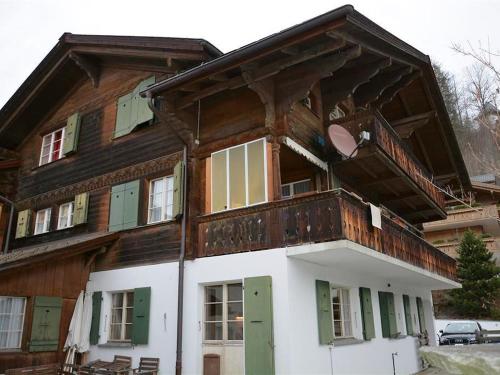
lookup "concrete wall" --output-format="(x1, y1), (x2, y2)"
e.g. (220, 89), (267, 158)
(86, 262), (179, 373)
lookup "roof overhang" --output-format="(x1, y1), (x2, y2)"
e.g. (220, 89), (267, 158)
(141, 5), (470, 192)
(0, 231), (119, 272)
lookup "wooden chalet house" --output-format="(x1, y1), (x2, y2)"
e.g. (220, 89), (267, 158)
(0, 6), (470, 375)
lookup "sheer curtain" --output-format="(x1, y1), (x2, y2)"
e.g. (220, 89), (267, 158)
(0, 297), (25, 349)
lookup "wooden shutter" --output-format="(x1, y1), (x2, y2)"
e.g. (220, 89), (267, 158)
(63, 112), (81, 155)
(114, 93), (134, 138)
(416, 297), (426, 333)
(359, 287), (375, 340)
(123, 180), (140, 230)
(378, 292), (397, 338)
(109, 184), (126, 231)
(172, 161), (184, 219)
(131, 287), (151, 345)
(315, 280), (333, 345)
(29, 296), (62, 352)
(73, 192), (89, 225)
(15, 209), (31, 239)
(403, 295), (413, 336)
(89, 291), (102, 345)
(244, 276), (275, 375)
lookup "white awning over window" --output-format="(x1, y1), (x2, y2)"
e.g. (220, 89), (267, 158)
(282, 137), (328, 171)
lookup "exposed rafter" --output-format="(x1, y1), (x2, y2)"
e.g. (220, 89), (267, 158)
(391, 111), (436, 138)
(69, 52), (100, 88)
(373, 71), (421, 108)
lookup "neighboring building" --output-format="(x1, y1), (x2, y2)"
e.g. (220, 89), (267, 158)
(423, 176), (500, 317)
(0, 5), (470, 375)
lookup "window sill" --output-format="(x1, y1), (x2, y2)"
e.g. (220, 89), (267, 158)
(332, 338), (365, 347)
(98, 342), (133, 348)
(110, 219), (177, 234)
(0, 348), (22, 353)
(202, 341), (243, 347)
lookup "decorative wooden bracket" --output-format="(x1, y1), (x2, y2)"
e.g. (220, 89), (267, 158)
(373, 71), (422, 108)
(392, 110), (436, 138)
(354, 66), (412, 107)
(69, 52), (100, 88)
(242, 72), (275, 128)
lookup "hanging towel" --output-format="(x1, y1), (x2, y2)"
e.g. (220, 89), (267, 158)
(370, 203), (382, 229)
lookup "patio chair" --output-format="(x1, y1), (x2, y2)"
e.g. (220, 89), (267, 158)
(112, 356), (132, 368)
(133, 358), (159, 375)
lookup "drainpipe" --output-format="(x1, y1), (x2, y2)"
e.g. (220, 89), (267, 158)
(0, 195), (14, 254)
(147, 97), (189, 375)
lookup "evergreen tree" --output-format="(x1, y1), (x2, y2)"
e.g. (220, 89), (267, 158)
(450, 231), (500, 318)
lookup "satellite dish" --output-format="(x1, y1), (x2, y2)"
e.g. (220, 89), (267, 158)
(328, 124), (358, 158)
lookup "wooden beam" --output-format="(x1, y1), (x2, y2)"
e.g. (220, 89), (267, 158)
(281, 46), (300, 55)
(373, 71), (422, 108)
(354, 66), (412, 107)
(177, 76), (245, 109)
(208, 73), (230, 82)
(69, 52), (100, 88)
(391, 111), (435, 138)
(243, 74), (275, 128)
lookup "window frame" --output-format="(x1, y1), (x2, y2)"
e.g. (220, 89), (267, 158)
(57, 202), (74, 230)
(39, 127), (66, 166)
(210, 138), (268, 213)
(281, 178), (312, 198)
(109, 291), (134, 343)
(0, 296), (27, 350)
(331, 286), (354, 339)
(34, 208), (52, 235)
(203, 282), (244, 344)
(147, 176), (174, 224)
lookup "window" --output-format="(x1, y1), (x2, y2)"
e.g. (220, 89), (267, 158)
(57, 202), (74, 229)
(281, 179), (312, 198)
(331, 287), (352, 338)
(204, 283), (243, 342)
(0, 297), (26, 350)
(34, 208), (51, 235)
(211, 139), (267, 212)
(39, 128), (65, 166)
(109, 292), (134, 342)
(148, 176), (174, 223)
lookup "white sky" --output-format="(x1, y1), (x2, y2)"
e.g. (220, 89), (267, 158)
(0, 0), (498, 108)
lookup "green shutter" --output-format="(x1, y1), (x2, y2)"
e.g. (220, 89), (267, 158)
(109, 184), (126, 231)
(114, 77), (155, 139)
(244, 276), (274, 375)
(63, 112), (81, 155)
(359, 287), (375, 340)
(172, 161), (184, 219)
(315, 280), (333, 345)
(73, 192), (89, 225)
(29, 296), (62, 352)
(416, 297), (426, 334)
(379, 292), (397, 338)
(15, 209), (31, 238)
(403, 295), (413, 336)
(123, 180), (140, 230)
(131, 287), (151, 345)
(90, 291), (102, 345)
(115, 93), (133, 138)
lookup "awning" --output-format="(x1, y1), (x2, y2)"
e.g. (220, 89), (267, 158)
(282, 137), (328, 171)
(0, 232), (119, 272)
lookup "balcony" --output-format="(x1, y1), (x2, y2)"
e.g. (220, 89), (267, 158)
(197, 190), (456, 281)
(332, 111), (446, 223)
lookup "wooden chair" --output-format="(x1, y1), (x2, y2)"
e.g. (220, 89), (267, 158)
(6, 364), (59, 375)
(112, 356), (132, 368)
(133, 358), (159, 375)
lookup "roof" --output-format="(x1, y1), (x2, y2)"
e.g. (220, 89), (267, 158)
(0, 231), (118, 271)
(471, 174), (498, 184)
(0, 33), (222, 149)
(140, 5), (470, 191)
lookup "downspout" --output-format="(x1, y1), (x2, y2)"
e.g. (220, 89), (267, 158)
(0, 195), (14, 254)
(146, 97), (188, 375)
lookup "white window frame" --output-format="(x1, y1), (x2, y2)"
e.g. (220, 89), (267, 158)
(57, 202), (74, 230)
(0, 296), (27, 350)
(211, 138), (268, 213)
(281, 178), (312, 198)
(147, 176), (174, 224)
(331, 286), (353, 339)
(203, 282), (244, 344)
(34, 208), (51, 235)
(39, 127), (66, 166)
(109, 291), (134, 342)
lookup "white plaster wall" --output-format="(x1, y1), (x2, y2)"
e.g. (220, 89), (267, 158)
(182, 248), (436, 375)
(85, 262), (179, 374)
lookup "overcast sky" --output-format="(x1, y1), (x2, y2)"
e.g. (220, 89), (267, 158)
(0, 0), (498, 108)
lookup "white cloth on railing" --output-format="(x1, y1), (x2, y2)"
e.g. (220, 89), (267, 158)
(370, 203), (382, 229)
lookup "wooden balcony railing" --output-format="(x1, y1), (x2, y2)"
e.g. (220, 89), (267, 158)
(334, 111), (446, 222)
(197, 190), (457, 280)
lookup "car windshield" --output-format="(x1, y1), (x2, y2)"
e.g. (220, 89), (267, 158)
(444, 323), (477, 334)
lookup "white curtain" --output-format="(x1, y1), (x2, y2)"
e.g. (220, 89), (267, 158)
(0, 297), (25, 349)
